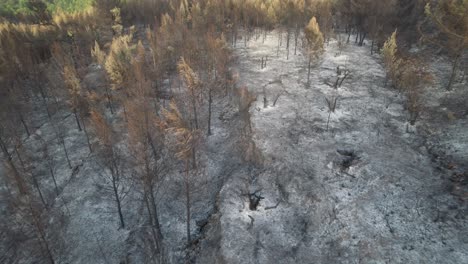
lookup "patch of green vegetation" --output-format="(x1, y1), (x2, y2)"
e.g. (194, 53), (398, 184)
(0, 0), (95, 17)
(47, 0), (95, 13)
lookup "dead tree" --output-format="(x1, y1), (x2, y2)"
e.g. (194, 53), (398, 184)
(325, 96), (339, 131)
(90, 109), (126, 229)
(163, 101), (199, 245)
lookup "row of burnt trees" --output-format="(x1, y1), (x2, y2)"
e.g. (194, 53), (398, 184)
(87, 12), (234, 261)
(1, 2), (236, 262)
(0, 8), (112, 262)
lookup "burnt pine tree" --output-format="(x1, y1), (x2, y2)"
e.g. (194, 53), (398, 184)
(423, 1), (468, 90)
(127, 43), (167, 257)
(163, 100), (199, 245)
(304, 17), (324, 86)
(90, 109), (126, 229)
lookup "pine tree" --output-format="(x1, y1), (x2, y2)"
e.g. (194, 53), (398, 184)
(126, 44), (166, 256)
(91, 41), (114, 113)
(163, 100), (199, 245)
(423, 0), (468, 90)
(63, 64), (83, 131)
(205, 32), (229, 136)
(304, 16), (324, 86)
(105, 34), (133, 91)
(381, 30), (402, 88)
(177, 57), (202, 131)
(90, 109), (126, 229)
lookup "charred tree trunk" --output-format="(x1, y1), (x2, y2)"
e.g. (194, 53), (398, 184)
(73, 110), (82, 131)
(207, 87), (212, 136)
(359, 32), (367, 46)
(49, 165), (59, 196)
(149, 184), (163, 239)
(447, 54), (461, 91)
(18, 112), (30, 137)
(294, 26), (299, 55)
(59, 137), (72, 169)
(184, 160), (191, 244)
(81, 117), (92, 153)
(326, 111), (332, 131)
(0, 136), (26, 194)
(29, 200), (55, 264)
(105, 85), (114, 114)
(32, 174), (47, 207)
(111, 169), (125, 229)
(15, 146), (26, 171)
(144, 191), (162, 257)
(347, 26), (352, 43)
(190, 93), (199, 130)
(191, 148), (197, 170)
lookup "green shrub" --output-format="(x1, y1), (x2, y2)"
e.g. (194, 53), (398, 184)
(0, 0), (95, 18)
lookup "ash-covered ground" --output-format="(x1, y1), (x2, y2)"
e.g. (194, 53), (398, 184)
(197, 31), (468, 263)
(1, 30), (467, 264)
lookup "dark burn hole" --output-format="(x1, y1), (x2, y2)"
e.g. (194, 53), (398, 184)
(249, 191), (265, 211)
(336, 149), (360, 171)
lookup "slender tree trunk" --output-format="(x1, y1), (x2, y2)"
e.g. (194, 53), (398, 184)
(359, 32), (367, 46)
(59, 137), (72, 169)
(32, 174), (47, 207)
(147, 133), (159, 164)
(244, 31), (247, 47)
(49, 165), (59, 195)
(277, 30), (281, 57)
(0, 136), (26, 194)
(191, 147), (197, 170)
(73, 110), (82, 131)
(5, 158), (25, 194)
(122, 103), (128, 123)
(29, 201), (55, 264)
(307, 56), (312, 86)
(207, 87), (212, 136)
(105, 85), (114, 114)
(371, 39), (374, 55)
(144, 191), (153, 227)
(144, 191), (162, 258)
(184, 160), (191, 244)
(111, 171), (125, 229)
(18, 112), (30, 137)
(191, 95), (199, 130)
(149, 185), (162, 239)
(294, 27), (299, 55)
(143, 157), (164, 259)
(286, 29), (290, 60)
(15, 146), (26, 171)
(347, 26), (351, 43)
(81, 118), (92, 153)
(447, 54), (460, 91)
(279, 29), (283, 47)
(0, 135), (8, 157)
(38, 85), (52, 119)
(234, 27), (238, 47)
